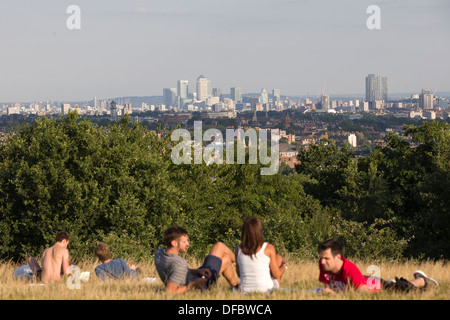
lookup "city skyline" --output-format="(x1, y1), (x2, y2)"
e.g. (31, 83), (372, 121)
(1, 0), (449, 102)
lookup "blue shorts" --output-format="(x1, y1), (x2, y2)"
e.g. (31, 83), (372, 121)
(198, 255), (222, 288)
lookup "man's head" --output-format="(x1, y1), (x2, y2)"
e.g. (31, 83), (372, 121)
(94, 242), (112, 263)
(163, 225), (189, 253)
(318, 239), (344, 273)
(55, 231), (70, 247)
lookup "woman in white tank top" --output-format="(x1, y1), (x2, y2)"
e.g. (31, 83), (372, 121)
(235, 216), (287, 294)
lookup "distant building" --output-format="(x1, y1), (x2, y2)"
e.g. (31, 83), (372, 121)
(320, 92), (330, 111)
(177, 80), (189, 100)
(419, 89), (434, 109)
(281, 111), (291, 129)
(410, 110), (422, 118)
(7, 106), (20, 115)
(422, 110), (436, 120)
(251, 97), (262, 111)
(163, 88), (178, 107)
(348, 133), (357, 147)
(279, 144), (300, 168)
(360, 101), (369, 112)
(61, 103), (71, 114)
(123, 102), (132, 115)
(110, 100), (117, 120)
(272, 89), (281, 103)
(260, 89), (268, 105)
(366, 74), (388, 107)
(231, 87), (242, 102)
(373, 100), (384, 110)
(196, 75), (211, 101)
(212, 88), (222, 99)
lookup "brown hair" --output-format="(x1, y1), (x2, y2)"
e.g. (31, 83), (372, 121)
(55, 231), (70, 243)
(94, 242), (112, 262)
(163, 225), (188, 248)
(240, 216), (264, 257)
(318, 238), (343, 257)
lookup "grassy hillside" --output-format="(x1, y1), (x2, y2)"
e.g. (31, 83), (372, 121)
(1, 258), (447, 300)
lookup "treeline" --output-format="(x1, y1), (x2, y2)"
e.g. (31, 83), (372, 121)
(0, 112), (448, 261)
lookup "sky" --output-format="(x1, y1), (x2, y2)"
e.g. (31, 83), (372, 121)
(0, 0), (449, 102)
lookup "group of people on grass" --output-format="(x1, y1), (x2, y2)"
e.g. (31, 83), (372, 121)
(13, 216), (438, 295)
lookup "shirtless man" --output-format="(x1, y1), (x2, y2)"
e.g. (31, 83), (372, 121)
(28, 231), (72, 283)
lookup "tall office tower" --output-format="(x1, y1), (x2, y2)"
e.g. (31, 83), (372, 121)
(110, 100), (117, 120)
(163, 88), (177, 107)
(196, 75), (211, 101)
(260, 89), (268, 104)
(419, 89), (434, 109)
(365, 74), (388, 106)
(212, 88), (222, 98)
(177, 80), (189, 99)
(231, 87), (242, 102)
(272, 89), (281, 102)
(320, 92), (330, 111)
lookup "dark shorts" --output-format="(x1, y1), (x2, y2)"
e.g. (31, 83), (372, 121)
(198, 255), (222, 288)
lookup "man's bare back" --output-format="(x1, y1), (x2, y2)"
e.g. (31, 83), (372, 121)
(40, 241), (70, 283)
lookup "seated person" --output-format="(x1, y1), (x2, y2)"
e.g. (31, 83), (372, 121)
(235, 216), (287, 294)
(25, 231), (73, 283)
(94, 242), (139, 281)
(154, 225), (239, 293)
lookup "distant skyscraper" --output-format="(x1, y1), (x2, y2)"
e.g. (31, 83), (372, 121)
(163, 88), (177, 107)
(177, 80), (189, 99)
(320, 92), (330, 111)
(212, 88), (222, 98)
(196, 75), (211, 101)
(260, 89), (268, 104)
(110, 100), (117, 120)
(365, 74), (388, 106)
(272, 89), (281, 102)
(419, 89), (434, 109)
(231, 87), (242, 102)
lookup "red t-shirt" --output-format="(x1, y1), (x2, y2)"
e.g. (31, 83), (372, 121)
(318, 257), (381, 292)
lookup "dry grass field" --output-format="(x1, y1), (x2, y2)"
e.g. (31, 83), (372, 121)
(0, 256), (448, 300)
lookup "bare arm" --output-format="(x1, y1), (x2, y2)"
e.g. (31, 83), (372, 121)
(166, 281), (188, 294)
(265, 244), (286, 281)
(61, 248), (71, 276)
(166, 277), (208, 294)
(234, 246), (240, 278)
(356, 284), (370, 293)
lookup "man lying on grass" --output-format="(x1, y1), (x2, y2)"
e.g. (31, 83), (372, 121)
(154, 225), (239, 294)
(317, 239), (438, 294)
(94, 242), (139, 281)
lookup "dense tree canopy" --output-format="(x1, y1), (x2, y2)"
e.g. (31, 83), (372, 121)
(296, 121), (450, 259)
(0, 112), (447, 261)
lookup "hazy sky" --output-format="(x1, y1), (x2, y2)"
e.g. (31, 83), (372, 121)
(1, 0), (449, 102)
